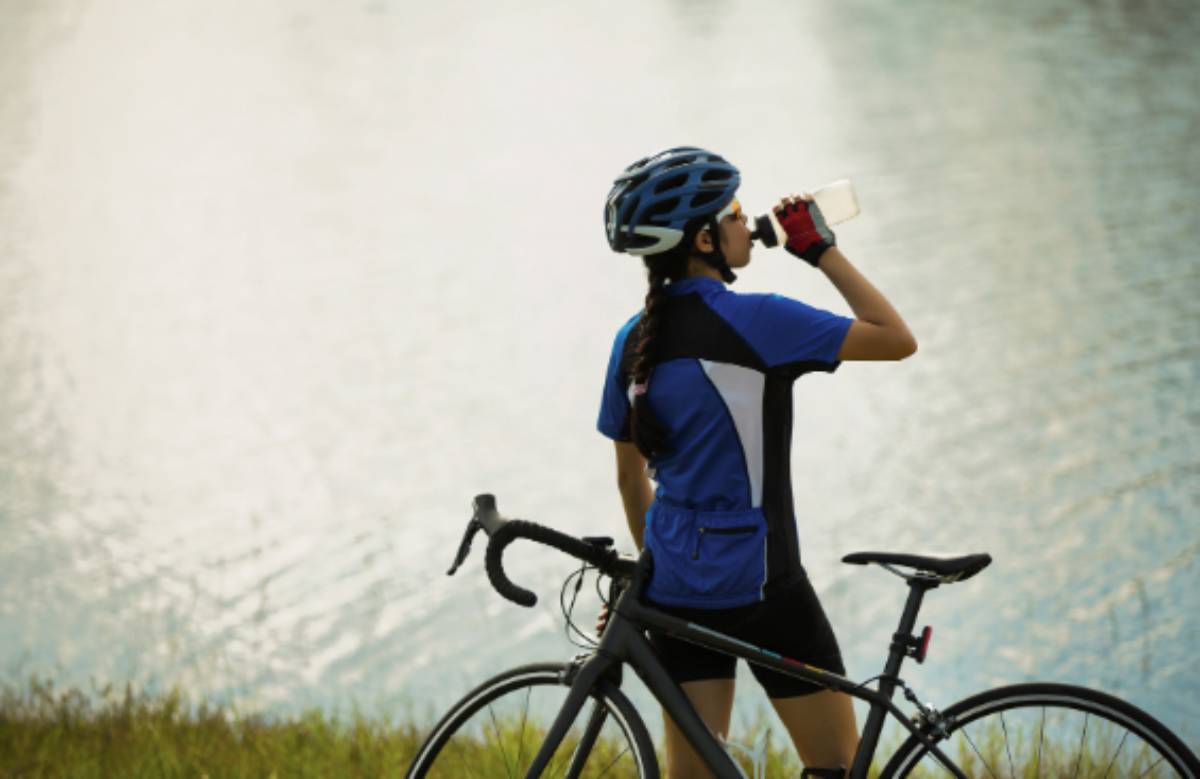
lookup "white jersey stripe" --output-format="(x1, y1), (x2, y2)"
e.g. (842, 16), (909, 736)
(699, 360), (765, 508)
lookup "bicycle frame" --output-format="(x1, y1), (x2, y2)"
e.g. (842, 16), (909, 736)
(524, 560), (967, 779)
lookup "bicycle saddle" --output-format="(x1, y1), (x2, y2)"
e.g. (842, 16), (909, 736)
(842, 551), (992, 583)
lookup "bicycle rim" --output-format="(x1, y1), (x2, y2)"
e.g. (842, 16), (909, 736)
(406, 662), (659, 779)
(881, 683), (1200, 779)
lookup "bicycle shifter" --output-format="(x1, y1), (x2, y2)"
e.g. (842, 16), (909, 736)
(447, 519), (482, 576)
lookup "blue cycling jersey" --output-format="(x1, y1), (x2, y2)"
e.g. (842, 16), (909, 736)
(598, 276), (852, 608)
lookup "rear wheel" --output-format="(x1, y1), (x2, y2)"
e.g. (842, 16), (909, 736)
(406, 662), (659, 779)
(881, 683), (1200, 778)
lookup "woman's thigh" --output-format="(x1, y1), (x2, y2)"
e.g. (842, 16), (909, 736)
(771, 690), (859, 772)
(662, 678), (736, 779)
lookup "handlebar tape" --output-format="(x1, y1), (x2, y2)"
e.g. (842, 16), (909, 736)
(484, 519), (616, 608)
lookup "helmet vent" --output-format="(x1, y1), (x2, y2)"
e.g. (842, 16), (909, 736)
(626, 173), (649, 190)
(691, 190), (723, 208)
(701, 169), (733, 182)
(655, 173), (688, 193)
(643, 197), (680, 224)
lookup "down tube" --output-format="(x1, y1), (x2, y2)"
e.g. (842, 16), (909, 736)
(623, 632), (746, 779)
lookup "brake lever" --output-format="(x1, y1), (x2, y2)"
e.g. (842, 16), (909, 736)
(446, 519), (482, 576)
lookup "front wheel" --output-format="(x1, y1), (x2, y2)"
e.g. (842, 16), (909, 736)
(406, 662), (659, 779)
(881, 682), (1200, 779)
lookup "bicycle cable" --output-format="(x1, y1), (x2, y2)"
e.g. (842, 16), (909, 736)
(594, 566), (610, 607)
(852, 673), (903, 692)
(560, 562), (600, 650)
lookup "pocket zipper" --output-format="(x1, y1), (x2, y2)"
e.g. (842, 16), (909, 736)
(692, 525), (757, 560)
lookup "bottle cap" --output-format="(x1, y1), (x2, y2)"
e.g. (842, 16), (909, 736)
(749, 212), (785, 247)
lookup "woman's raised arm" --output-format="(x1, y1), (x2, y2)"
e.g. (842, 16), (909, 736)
(819, 246), (917, 361)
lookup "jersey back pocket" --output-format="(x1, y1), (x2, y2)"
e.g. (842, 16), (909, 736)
(644, 503), (767, 608)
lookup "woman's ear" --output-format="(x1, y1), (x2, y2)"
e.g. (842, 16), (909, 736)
(693, 227), (714, 254)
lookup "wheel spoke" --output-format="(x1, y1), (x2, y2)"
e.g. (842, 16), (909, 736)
(1036, 706), (1045, 779)
(515, 685), (531, 772)
(595, 746), (631, 778)
(486, 703), (515, 778)
(961, 723), (1001, 779)
(1000, 711), (1015, 779)
(1100, 729), (1130, 779)
(1072, 712), (1090, 779)
(1135, 755), (1165, 779)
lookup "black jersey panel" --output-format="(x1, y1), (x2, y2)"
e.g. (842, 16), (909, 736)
(761, 372), (802, 591)
(618, 293), (767, 377)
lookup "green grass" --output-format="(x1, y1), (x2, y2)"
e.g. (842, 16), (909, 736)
(0, 679), (423, 778)
(1, 679), (1193, 778)
(0, 679), (825, 777)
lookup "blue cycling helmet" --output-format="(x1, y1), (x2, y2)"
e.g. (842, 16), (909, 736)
(605, 147), (741, 256)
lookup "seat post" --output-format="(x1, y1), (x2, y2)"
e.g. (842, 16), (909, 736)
(850, 577), (937, 779)
(888, 578), (936, 671)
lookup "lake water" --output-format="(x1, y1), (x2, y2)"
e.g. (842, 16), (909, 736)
(1, 0), (1198, 749)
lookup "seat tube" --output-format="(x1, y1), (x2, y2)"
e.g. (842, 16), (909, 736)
(849, 581), (932, 779)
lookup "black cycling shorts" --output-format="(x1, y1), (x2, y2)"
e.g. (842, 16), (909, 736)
(646, 572), (845, 698)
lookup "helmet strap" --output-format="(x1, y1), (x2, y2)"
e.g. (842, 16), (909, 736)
(699, 216), (737, 283)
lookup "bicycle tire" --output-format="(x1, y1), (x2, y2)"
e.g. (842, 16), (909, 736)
(405, 662), (660, 779)
(880, 682), (1200, 779)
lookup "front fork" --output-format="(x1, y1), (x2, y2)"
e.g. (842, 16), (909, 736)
(562, 698), (611, 778)
(522, 654), (620, 779)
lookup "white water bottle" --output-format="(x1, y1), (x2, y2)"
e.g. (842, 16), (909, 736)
(750, 179), (860, 248)
(719, 730), (770, 779)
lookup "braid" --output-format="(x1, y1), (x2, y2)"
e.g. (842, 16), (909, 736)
(629, 247), (690, 459)
(630, 265), (670, 388)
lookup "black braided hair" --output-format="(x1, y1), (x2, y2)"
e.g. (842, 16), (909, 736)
(629, 233), (694, 460)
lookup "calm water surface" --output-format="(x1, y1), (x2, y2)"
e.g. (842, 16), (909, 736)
(1, 0), (1198, 746)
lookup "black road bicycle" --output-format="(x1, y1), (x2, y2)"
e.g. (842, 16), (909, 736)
(405, 495), (1200, 778)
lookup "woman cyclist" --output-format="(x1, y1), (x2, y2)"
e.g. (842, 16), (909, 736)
(597, 147), (916, 779)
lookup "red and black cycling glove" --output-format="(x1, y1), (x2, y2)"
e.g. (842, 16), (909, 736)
(775, 198), (836, 267)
